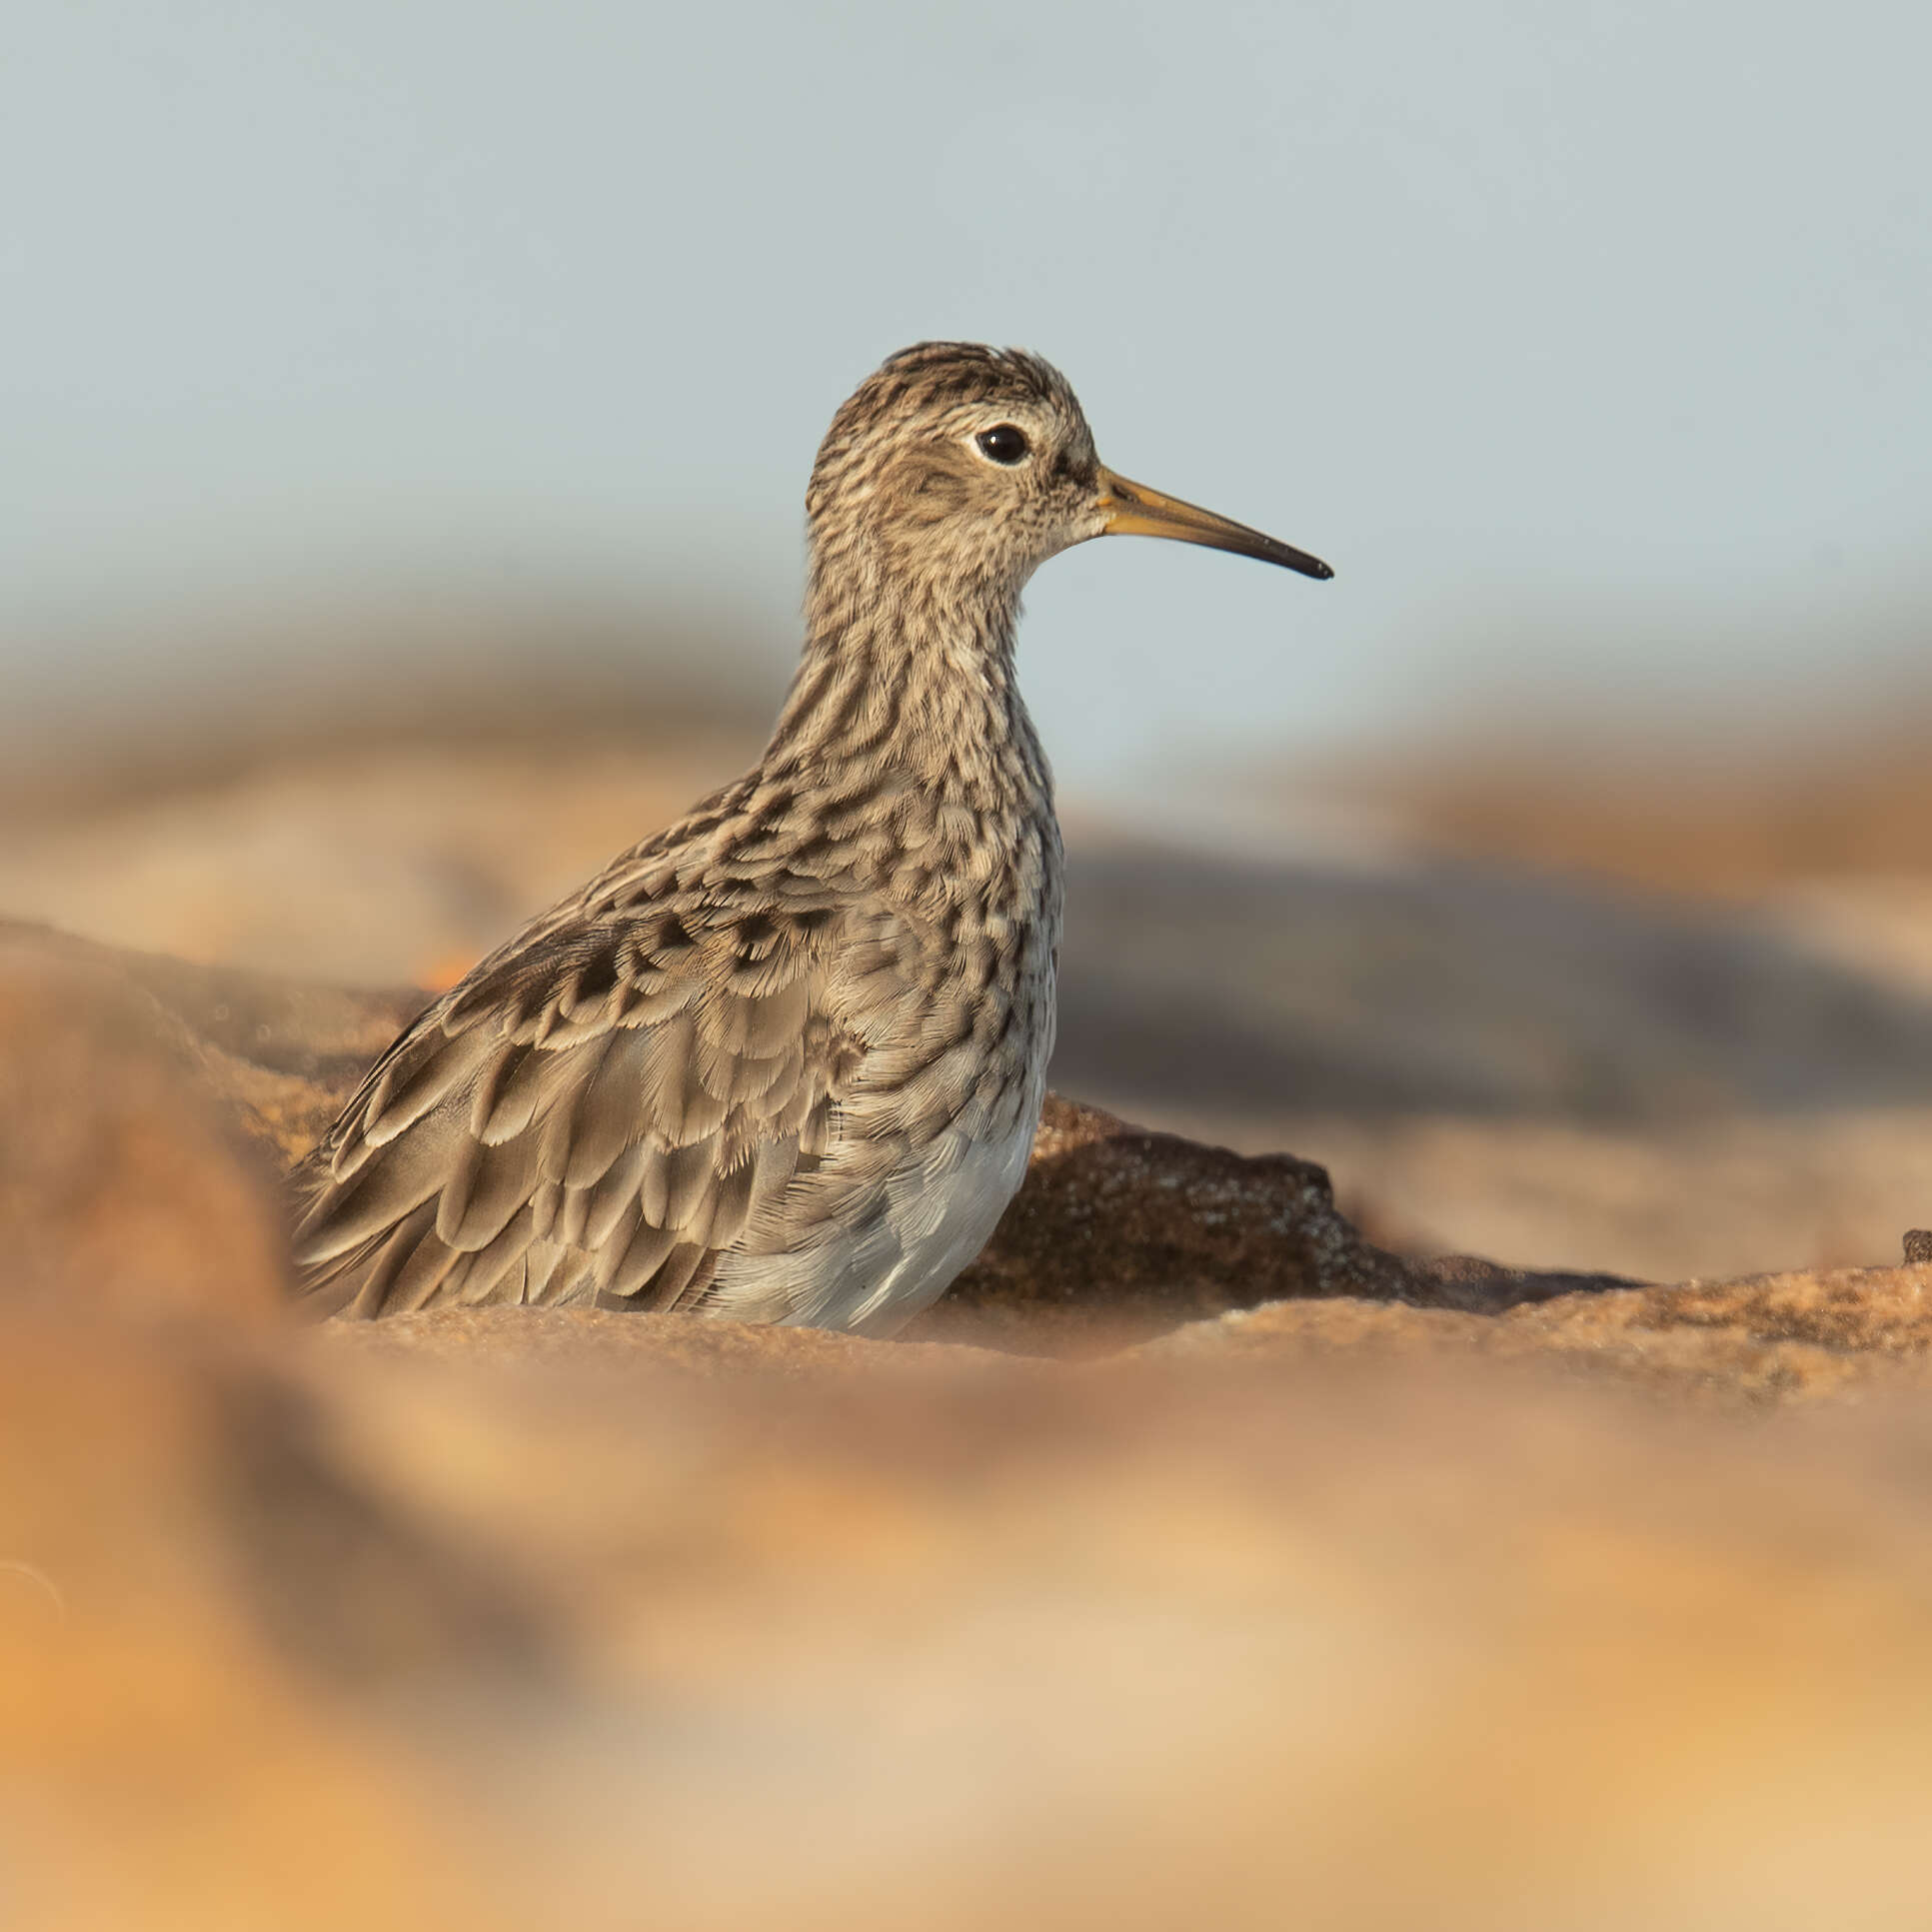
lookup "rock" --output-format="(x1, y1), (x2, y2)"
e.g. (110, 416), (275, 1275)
(912, 1093), (1407, 1351)
(0, 936), (287, 1324)
(920, 1095), (1642, 1352)
(1144, 1262), (1932, 1405)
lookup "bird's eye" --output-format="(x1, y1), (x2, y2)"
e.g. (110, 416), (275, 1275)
(974, 424), (1031, 466)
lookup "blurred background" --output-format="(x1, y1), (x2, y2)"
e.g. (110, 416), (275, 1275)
(7, 0), (1932, 1277)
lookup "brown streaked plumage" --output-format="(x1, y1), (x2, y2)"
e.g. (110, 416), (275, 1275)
(290, 342), (1331, 1333)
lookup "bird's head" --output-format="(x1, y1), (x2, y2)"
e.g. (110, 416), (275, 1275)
(806, 342), (1331, 613)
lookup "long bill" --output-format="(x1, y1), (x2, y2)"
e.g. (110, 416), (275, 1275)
(1096, 467), (1332, 580)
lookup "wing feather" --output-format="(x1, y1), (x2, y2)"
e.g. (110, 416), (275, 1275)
(290, 891), (949, 1321)
(602, 1217), (678, 1298)
(442, 1134), (544, 1252)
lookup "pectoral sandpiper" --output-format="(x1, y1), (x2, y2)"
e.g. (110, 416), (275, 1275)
(290, 343), (1330, 1333)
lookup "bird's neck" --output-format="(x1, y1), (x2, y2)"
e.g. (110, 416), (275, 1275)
(764, 559), (1049, 819)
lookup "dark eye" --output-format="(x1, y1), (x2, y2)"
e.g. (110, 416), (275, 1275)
(974, 424), (1030, 465)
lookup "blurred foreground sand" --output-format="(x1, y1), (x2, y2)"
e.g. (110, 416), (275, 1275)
(15, 1295), (1932, 1932)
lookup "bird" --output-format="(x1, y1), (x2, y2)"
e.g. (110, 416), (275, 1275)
(289, 342), (1331, 1333)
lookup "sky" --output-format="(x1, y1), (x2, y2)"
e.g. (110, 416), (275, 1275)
(6, 0), (1932, 805)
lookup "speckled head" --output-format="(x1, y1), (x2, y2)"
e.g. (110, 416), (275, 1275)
(807, 341), (1332, 615)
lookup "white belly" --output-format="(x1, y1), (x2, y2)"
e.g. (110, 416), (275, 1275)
(708, 1097), (1042, 1337)
(838, 1105), (1039, 1335)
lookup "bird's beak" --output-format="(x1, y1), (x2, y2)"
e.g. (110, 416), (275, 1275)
(1095, 467), (1332, 580)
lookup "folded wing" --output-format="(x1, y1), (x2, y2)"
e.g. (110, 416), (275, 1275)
(290, 893), (898, 1319)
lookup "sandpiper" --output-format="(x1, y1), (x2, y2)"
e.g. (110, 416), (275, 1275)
(290, 343), (1330, 1332)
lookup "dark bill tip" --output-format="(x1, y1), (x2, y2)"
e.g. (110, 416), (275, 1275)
(1278, 547), (1334, 582)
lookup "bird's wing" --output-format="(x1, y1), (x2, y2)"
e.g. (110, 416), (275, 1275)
(289, 890), (924, 1319)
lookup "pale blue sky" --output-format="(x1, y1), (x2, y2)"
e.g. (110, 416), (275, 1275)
(7, 0), (1931, 799)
